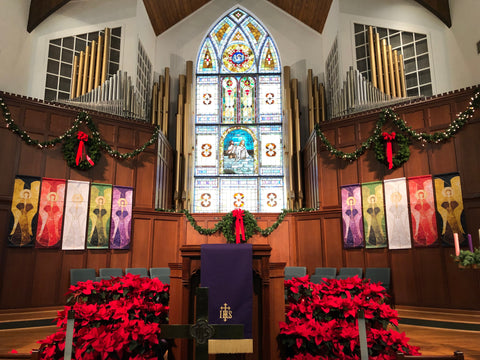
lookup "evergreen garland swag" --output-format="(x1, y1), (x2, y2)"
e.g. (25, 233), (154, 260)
(0, 98), (161, 170)
(158, 208), (316, 243)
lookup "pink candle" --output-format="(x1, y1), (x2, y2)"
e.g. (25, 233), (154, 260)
(454, 233), (460, 256)
(468, 234), (473, 252)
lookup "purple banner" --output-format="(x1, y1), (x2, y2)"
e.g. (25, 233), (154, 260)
(201, 244), (253, 338)
(109, 186), (133, 249)
(341, 184), (364, 249)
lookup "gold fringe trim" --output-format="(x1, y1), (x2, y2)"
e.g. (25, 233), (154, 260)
(208, 339), (254, 354)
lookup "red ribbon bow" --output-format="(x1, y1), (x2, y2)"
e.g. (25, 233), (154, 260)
(75, 131), (94, 166)
(232, 208), (245, 244)
(382, 131), (396, 170)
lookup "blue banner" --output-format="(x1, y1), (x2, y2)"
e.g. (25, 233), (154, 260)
(200, 243), (253, 338)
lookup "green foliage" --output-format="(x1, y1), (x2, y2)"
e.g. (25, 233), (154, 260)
(452, 248), (480, 268)
(373, 132), (411, 169)
(314, 89), (480, 168)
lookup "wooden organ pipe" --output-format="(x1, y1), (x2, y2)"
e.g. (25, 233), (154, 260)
(76, 51), (84, 98)
(381, 39), (390, 96)
(387, 44), (396, 97)
(399, 54), (407, 97)
(393, 50), (401, 97)
(94, 35), (103, 88)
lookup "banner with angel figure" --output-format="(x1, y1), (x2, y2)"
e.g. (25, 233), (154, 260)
(109, 186), (133, 249)
(62, 180), (90, 250)
(384, 178), (412, 249)
(86, 183), (112, 249)
(361, 181), (387, 248)
(8, 175), (41, 247)
(433, 172), (466, 247)
(408, 175), (439, 247)
(35, 178), (66, 248)
(341, 184), (364, 249)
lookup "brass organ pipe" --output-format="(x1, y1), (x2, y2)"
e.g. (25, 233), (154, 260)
(157, 75), (164, 128)
(163, 67), (170, 137)
(76, 51), (84, 97)
(381, 39), (390, 96)
(88, 40), (96, 93)
(70, 55), (78, 99)
(101, 28), (111, 84)
(393, 50), (402, 97)
(94, 35), (103, 88)
(81, 45), (90, 96)
(151, 82), (158, 125)
(375, 33), (384, 92)
(399, 54), (407, 97)
(387, 45), (396, 97)
(368, 26), (377, 88)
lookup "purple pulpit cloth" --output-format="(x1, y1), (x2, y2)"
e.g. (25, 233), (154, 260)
(200, 243), (253, 338)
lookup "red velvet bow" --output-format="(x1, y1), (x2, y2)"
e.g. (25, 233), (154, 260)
(232, 208), (245, 244)
(382, 131), (396, 170)
(75, 131), (94, 166)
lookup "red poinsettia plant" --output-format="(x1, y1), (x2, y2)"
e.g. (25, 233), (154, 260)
(278, 276), (420, 360)
(38, 274), (170, 360)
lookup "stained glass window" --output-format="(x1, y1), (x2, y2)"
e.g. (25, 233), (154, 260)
(193, 7), (284, 213)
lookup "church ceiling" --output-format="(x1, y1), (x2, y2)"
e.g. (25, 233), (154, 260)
(27, 0), (451, 35)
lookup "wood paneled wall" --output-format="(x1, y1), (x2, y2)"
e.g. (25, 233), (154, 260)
(1, 89), (479, 312)
(303, 87), (480, 310)
(0, 93), (173, 309)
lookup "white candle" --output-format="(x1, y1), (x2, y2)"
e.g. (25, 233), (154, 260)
(454, 233), (460, 256)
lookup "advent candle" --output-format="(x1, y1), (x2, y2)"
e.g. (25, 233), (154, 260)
(468, 234), (473, 252)
(454, 233), (460, 256)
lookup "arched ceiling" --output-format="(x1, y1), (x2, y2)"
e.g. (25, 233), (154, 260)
(27, 0), (451, 35)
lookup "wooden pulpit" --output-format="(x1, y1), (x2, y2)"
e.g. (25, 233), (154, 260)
(168, 244), (286, 360)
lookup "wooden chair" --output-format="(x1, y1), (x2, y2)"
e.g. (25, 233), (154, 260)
(396, 351), (464, 360)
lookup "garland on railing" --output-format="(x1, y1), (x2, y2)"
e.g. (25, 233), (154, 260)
(0, 97), (160, 169)
(315, 90), (480, 168)
(156, 208), (317, 243)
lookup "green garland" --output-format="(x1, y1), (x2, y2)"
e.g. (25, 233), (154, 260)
(0, 98), (160, 168)
(155, 208), (316, 243)
(373, 132), (410, 169)
(315, 90), (480, 166)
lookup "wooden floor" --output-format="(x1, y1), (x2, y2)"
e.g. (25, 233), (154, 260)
(0, 306), (479, 359)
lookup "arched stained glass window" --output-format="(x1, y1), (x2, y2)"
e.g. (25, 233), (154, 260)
(193, 7), (284, 213)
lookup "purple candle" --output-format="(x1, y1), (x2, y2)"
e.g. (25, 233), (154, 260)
(468, 234), (473, 252)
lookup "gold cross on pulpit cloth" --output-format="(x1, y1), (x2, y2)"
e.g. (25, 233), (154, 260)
(159, 287), (251, 359)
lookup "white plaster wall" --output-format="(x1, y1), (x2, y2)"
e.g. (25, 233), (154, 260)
(336, 0), (480, 95)
(0, 0), (33, 96)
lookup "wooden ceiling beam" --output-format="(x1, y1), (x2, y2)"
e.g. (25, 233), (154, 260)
(27, 0), (71, 33)
(414, 0), (451, 27)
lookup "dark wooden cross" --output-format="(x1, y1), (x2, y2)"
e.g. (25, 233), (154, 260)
(159, 287), (244, 360)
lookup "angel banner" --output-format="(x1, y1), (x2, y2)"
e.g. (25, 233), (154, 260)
(433, 172), (466, 247)
(408, 175), (438, 247)
(8, 175), (41, 247)
(62, 180), (90, 250)
(109, 186), (133, 249)
(341, 184), (364, 248)
(35, 178), (66, 248)
(86, 183), (112, 249)
(361, 181), (387, 248)
(384, 178), (412, 249)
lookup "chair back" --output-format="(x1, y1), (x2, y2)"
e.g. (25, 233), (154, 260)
(337, 267), (363, 279)
(125, 267), (149, 277)
(396, 351), (464, 360)
(70, 268), (96, 285)
(150, 267), (171, 283)
(284, 266), (307, 280)
(365, 267), (391, 291)
(314, 267), (337, 279)
(99, 268), (124, 279)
